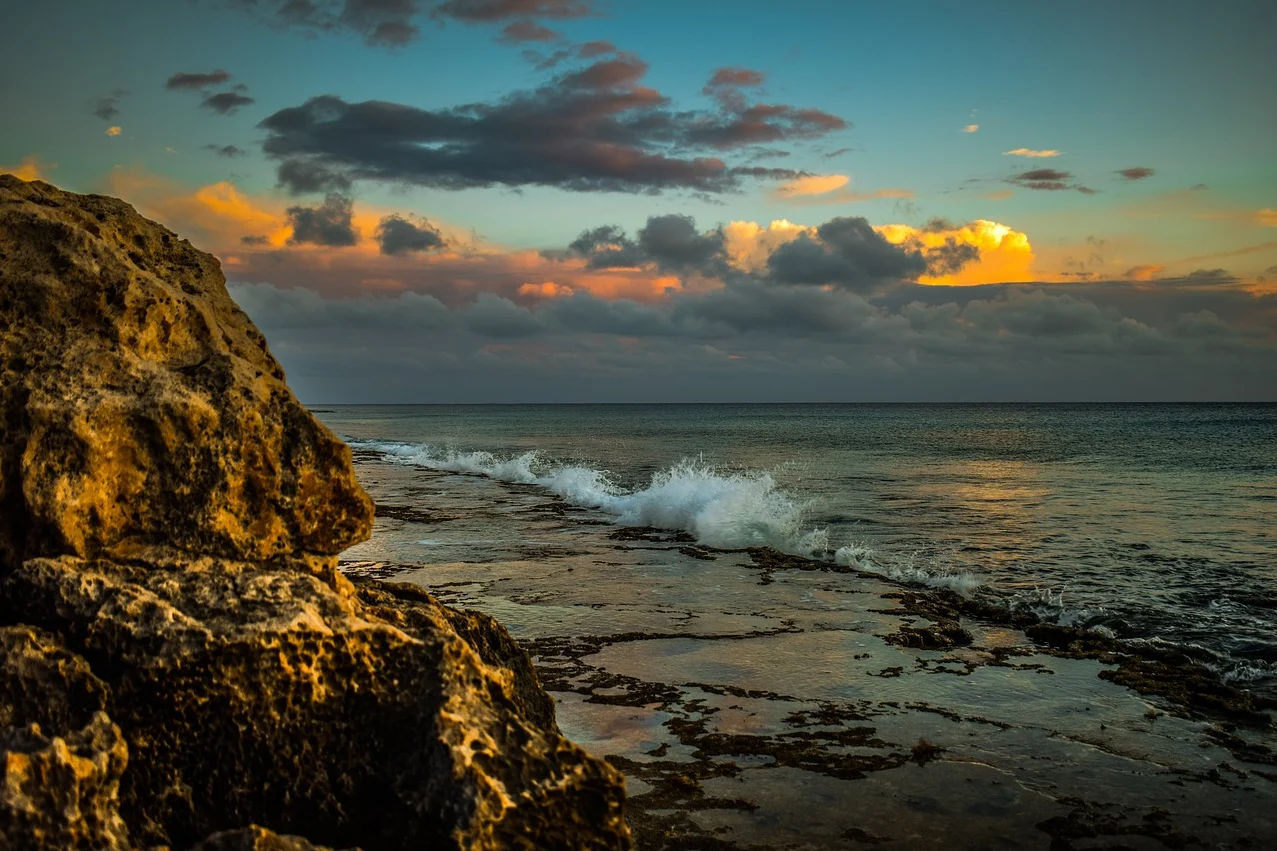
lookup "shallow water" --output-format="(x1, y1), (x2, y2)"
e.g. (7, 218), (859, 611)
(319, 402), (1277, 692)
(322, 408), (1277, 848)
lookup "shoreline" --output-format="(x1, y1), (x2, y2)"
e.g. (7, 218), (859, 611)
(342, 451), (1277, 848)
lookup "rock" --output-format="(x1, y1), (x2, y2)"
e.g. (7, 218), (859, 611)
(187, 825), (346, 851)
(0, 174), (631, 849)
(0, 174), (373, 569)
(2, 553), (630, 849)
(0, 711), (131, 851)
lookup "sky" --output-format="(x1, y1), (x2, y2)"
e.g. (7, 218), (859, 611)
(3, 0), (1276, 402)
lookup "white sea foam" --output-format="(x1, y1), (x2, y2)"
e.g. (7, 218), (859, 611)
(833, 542), (983, 594)
(356, 441), (827, 555)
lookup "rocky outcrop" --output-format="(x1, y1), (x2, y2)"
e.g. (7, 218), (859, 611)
(0, 174), (631, 850)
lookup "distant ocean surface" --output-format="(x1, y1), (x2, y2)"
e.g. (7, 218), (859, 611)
(315, 403), (1277, 694)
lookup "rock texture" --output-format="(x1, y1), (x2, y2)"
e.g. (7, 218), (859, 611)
(0, 174), (631, 850)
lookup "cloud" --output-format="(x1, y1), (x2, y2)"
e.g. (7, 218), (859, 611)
(772, 174), (849, 198)
(215, 0), (594, 47)
(770, 174), (914, 206)
(92, 90), (127, 121)
(375, 214), (446, 255)
(566, 214), (726, 274)
(225, 273), (1277, 404)
(259, 56), (843, 194)
(166, 70), (233, 90)
(203, 91), (256, 114)
(0, 154), (55, 181)
(1117, 167), (1155, 180)
(983, 189), (1013, 200)
(961, 124), (979, 133)
(1258, 209), (1277, 227)
(498, 19), (561, 42)
(204, 144), (247, 157)
(822, 147), (855, 159)
(878, 220), (1035, 285)
(286, 193), (359, 246)
(766, 217), (926, 290)
(1003, 148), (1060, 158)
(1007, 168), (1094, 194)
(105, 126), (123, 137)
(435, 0), (596, 21)
(1124, 264), (1166, 281)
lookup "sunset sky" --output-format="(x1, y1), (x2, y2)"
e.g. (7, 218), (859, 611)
(3, 0), (1275, 401)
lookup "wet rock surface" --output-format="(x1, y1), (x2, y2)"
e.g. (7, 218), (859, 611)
(0, 176), (631, 850)
(334, 454), (1277, 850)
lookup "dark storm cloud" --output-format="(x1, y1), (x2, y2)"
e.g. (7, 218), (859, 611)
(224, 244), (1277, 403)
(375, 215), (445, 255)
(462, 293), (544, 337)
(286, 193), (358, 246)
(566, 225), (646, 268)
(259, 55), (837, 194)
(276, 159), (354, 194)
(1117, 167), (1155, 180)
(92, 90), (127, 121)
(1008, 168), (1095, 194)
(564, 215), (726, 273)
(205, 144), (247, 157)
(498, 19), (561, 42)
(767, 217), (926, 289)
(203, 91), (256, 114)
(676, 281), (880, 335)
(637, 214), (726, 271)
(166, 70), (233, 90)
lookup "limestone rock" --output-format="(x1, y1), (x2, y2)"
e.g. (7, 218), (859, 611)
(0, 174), (630, 850)
(187, 825), (346, 851)
(3, 555), (631, 849)
(0, 174), (373, 568)
(0, 711), (131, 850)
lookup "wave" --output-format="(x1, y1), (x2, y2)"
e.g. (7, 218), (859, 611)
(833, 543), (983, 593)
(354, 441), (828, 555)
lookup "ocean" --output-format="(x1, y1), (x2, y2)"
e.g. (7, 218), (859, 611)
(316, 402), (1277, 846)
(319, 402), (1277, 695)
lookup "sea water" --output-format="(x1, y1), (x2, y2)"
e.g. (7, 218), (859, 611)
(316, 402), (1277, 694)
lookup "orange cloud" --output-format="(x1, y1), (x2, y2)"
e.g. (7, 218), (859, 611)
(878, 220), (1036, 285)
(1258, 209), (1277, 227)
(772, 174), (850, 198)
(723, 219), (813, 271)
(519, 282), (576, 299)
(770, 174), (914, 206)
(983, 189), (1014, 200)
(1124, 264), (1166, 281)
(1, 154), (55, 181)
(962, 124), (979, 133)
(106, 126), (122, 137)
(1003, 148), (1061, 158)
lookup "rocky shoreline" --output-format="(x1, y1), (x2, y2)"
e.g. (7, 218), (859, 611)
(334, 454), (1277, 849)
(0, 175), (630, 849)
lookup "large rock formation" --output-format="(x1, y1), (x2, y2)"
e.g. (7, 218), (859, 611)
(0, 174), (631, 850)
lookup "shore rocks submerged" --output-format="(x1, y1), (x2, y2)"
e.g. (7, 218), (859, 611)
(0, 174), (631, 849)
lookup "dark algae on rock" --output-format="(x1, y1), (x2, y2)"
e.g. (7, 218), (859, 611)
(0, 174), (631, 850)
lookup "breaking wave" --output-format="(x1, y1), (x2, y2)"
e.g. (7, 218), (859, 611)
(353, 441), (829, 555)
(834, 542), (983, 593)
